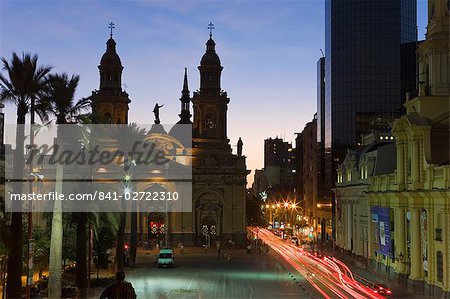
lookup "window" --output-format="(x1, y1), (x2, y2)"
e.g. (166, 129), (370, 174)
(436, 251), (443, 283)
(435, 229), (442, 241)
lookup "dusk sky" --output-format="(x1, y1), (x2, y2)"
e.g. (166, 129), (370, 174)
(0, 0), (427, 186)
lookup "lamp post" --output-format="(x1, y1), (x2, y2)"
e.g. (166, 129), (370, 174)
(284, 202), (289, 223)
(264, 204), (271, 226)
(164, 163), (169, 247)
(273, 204), (277, 226)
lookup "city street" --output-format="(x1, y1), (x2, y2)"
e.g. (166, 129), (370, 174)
(258, 229), (389, 299)
(89, 247), (322, 299)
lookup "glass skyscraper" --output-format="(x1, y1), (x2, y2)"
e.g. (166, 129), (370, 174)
(323, 0), (417, 237)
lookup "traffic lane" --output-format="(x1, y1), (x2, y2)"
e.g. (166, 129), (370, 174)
(260, 230), (356, 299)
(259, 229), (387, 299)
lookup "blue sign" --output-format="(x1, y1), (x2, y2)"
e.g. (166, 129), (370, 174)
(371, 206), (392, 257)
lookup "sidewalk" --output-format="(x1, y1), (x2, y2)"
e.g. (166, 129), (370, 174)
(321, 245), (448, 299)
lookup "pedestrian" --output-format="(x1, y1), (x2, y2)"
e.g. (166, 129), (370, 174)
(217, 247), (221, 259)
(100, 271), (136, 299)
(180, 243), (184, 255)
(124, 245), (130, 266)
(204, 244), (208, 254)
(154, 254), (158, 267)
(246, 244), (251, 254)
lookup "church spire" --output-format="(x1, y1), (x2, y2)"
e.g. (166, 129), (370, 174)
(182, 67), (189, 96)
(199, 23), (223, 95)
(98, 22), (123, 91)
(177, 68), (192, 124)
(91, 23), (130, 125)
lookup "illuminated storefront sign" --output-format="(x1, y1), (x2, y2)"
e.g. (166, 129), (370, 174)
(371, 206), (392, 257)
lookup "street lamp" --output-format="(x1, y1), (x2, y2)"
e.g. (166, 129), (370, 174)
(283, 202), (289, 222)
(164, 163), (169, 247)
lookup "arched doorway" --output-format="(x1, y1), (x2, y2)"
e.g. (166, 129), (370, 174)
(143, 184), (169, 246)
(194, 191), (223, 245)
(201, 215), (218, 246)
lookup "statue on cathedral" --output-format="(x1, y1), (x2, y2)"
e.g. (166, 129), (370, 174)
(237, 137), (243, 157)
(153, 103), (164, 124)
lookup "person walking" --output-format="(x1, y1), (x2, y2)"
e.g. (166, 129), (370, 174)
(100, 271), (136, 299)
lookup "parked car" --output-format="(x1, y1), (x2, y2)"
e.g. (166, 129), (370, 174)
(157, 248), (175, 267)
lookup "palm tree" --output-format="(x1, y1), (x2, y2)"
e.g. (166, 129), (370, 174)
(88, 212), (120, 279)
(0, 52), (51, 299)
(116, 124), (146, 268)
(42, 73), (90, 298)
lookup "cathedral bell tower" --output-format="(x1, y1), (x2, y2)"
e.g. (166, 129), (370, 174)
(91, 22), (130, 124)
(192, 24), (231, 154)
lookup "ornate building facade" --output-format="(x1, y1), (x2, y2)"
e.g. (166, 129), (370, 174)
(367, 0), (450, 292)
(335, 132), (396, 260)
(189, 34), (249, 245)
(90, 30), (249, 246)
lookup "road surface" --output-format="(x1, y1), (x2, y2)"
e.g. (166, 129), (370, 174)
(258, 228), (388, 299)
(89, 246), (322, 299)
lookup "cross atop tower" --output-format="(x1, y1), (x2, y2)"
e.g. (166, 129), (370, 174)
(207, 22), (214, 38)
(108, 22), (115, 38)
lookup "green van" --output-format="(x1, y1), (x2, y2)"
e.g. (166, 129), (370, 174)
(157, 248), (175, 267)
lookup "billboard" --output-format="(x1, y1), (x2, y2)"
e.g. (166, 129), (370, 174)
(371, 206), (392, 257)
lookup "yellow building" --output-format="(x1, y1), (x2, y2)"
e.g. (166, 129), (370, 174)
(367, 0), (449, 292)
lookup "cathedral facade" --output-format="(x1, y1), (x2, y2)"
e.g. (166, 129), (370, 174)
(91, 29), (249, 246)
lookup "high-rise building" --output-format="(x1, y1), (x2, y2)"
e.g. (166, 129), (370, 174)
(263, 137), (296, 188)
(324, 0), (417, 237)
(301, 115), (317, 225)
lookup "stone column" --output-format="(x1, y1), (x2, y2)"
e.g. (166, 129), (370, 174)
(410, 207), (423, 280)
(395, 207), (407, 274)
(396, 140), (405, 190)
(426, 208), (435, 284)
(367, 204), (374, 261)
(412, 139), (421, 189)
(347, 202), (353, 251)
